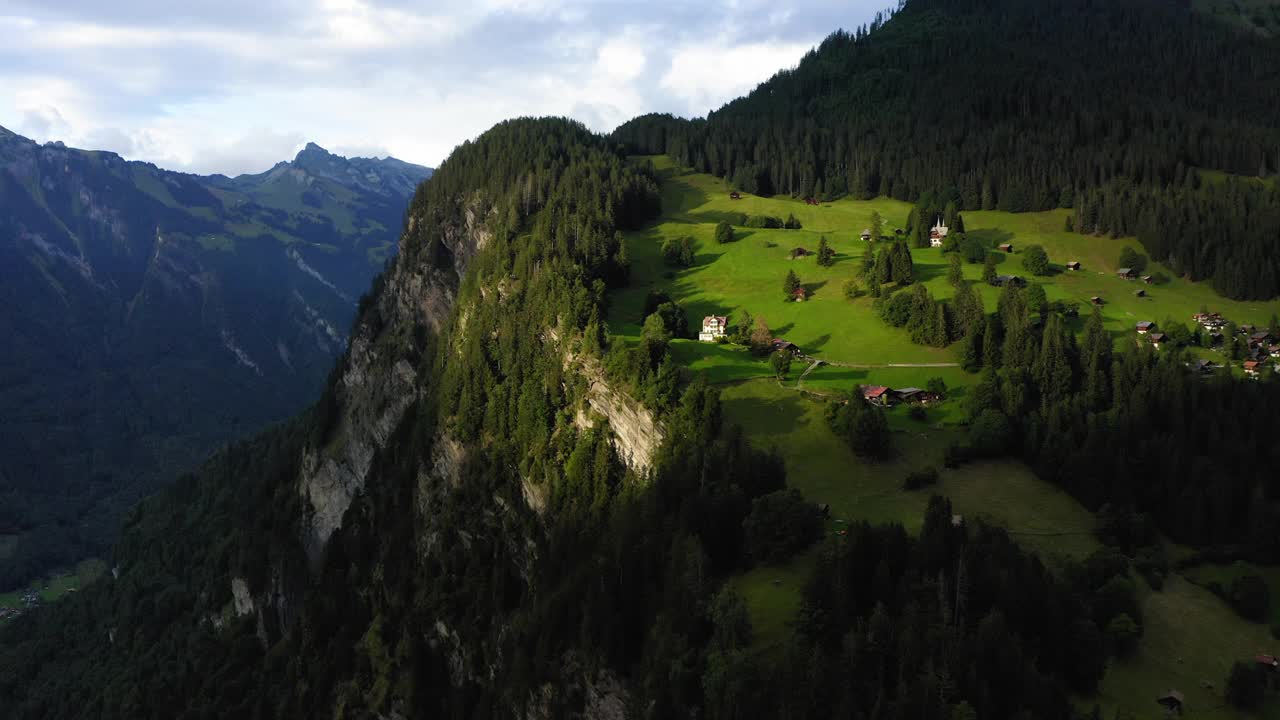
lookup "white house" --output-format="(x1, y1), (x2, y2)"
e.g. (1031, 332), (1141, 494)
(700, 315), (729, 342)
(929, 216), (949, 247)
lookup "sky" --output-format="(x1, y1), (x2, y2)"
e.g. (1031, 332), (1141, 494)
(0, 0), (884, 176)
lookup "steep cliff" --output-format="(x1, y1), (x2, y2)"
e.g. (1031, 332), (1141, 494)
(0, 118), (783, 720)
(298, 196), (489, 560)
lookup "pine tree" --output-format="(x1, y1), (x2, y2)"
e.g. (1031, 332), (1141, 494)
(869, 210), (884, 241)
(860, 247), (876, 278)
(947, 253), (964, 286)
(891, 241), (914, 285)
(933, 303), (951, 346)
(982, 253), (998, 284)
(817, 236), (835, 267)
(943, 201), (959, 231)
(875, 247), (892, 284)
(982, 316), (1002, 368)
(962, 326), (984, 371)
(783, 270), (801, 298)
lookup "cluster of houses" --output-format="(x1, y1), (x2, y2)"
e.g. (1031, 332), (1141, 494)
(1134, 321), (1168, 349)
(0, 589), (42, 622)
(1187, 312), (1279, 377)
(699, 316), (806, 353)
(861, 385), (942, 407)
(1243, 327), (1279, 378)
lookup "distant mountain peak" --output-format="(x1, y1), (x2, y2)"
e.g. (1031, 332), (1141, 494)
(295, 141), (335, 164)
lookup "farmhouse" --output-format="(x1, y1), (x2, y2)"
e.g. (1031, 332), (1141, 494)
(929, 216), (949, 247)
(791, 287), (808, 302)
(862, 385), (892, 406)
(895, 388), (941, 404)
(992, 275), (1026, 288)
(790, 247), (812, 259)
(1136, 321), (1156, 334)
(1191, 359), (1217, 375)
(729, 191), (742, 200)
(861, 229), (873, 241)
(1091, 296), (1104, 305)
(1066, 261), (1081, 271)
(1135, 289), (1146, 298)
(998, 243), (1013, 253)
(1270, 344), (1280, 358)
(699, 315), (729, 342)
(771, 339), (800, 355)
(1149, 332), (1167, 347)
(1117, 267), (1137, 280)
(1256, 654), (1279, 671)
(1142, 275), (1154, 284)
(805, 197), (820, 206)
(1251, 331), (1273, 345)
(1245, 360), (1262, 377)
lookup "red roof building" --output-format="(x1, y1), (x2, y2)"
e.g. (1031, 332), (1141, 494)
(862, 385), (892, 405)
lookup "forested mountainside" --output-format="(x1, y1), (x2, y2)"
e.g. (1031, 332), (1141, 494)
(613, 0), (1280, 300)
(6, 0), (1280, 717)
(0, 127), (430, 590)
(0, 116), (1147, 720)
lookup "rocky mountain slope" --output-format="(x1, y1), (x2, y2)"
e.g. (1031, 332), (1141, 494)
(0, 127), (430, 589)
(0, 117), (700, 719)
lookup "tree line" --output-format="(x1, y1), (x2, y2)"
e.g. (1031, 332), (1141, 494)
(613, 0), (1280, 299)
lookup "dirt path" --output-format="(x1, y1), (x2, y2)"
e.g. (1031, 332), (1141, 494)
(821, 360), (961, 369)
(795, 359), (824, 389)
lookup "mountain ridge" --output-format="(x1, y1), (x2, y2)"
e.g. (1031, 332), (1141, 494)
(0, 125), (431, 592)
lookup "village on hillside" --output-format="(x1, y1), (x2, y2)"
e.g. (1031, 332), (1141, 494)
(700, 192), (1280, 397)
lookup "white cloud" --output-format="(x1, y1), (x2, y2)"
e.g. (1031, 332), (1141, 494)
(0, 1), (885, 174)
(660, 40), (813, 114)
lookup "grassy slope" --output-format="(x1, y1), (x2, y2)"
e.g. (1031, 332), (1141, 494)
(1096, 575), (1280, 720)
(616, 156), (1279, 716)
(0, 558), (106, 614)
(1184, 562), (1280, 629)
(612, 157), (1280, 394)
(721, 380), (1279, 719)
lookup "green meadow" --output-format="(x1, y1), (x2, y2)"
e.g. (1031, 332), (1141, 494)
(612, 155), (1280, 717)
(611, 156), (1280, 393)
(0, 558), (105, 617)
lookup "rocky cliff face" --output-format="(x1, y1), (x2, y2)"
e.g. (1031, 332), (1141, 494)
(574, 355), (665, 476)
(298, 197), (490, 562)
